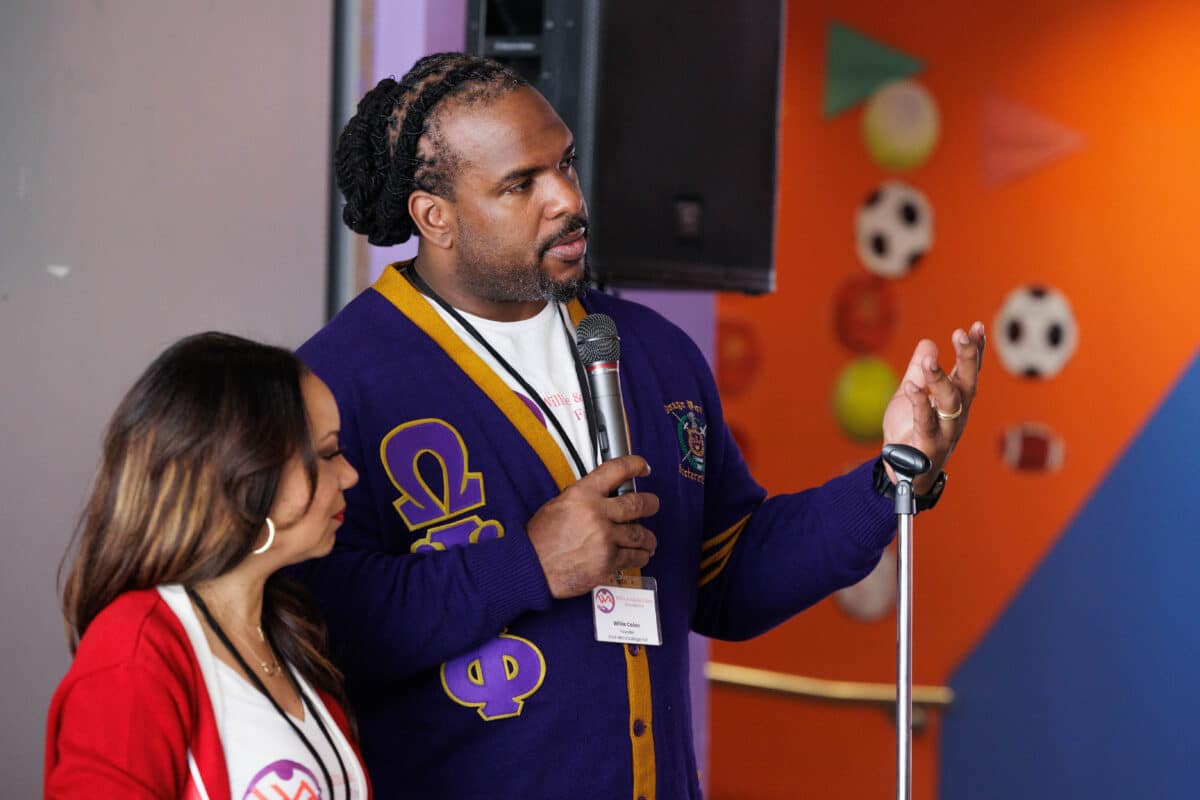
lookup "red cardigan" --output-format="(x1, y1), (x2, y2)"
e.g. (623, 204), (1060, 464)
(44, 588), (370, 799)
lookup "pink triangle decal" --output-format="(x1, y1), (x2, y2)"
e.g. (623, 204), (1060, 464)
(982, 94), (1086, 186)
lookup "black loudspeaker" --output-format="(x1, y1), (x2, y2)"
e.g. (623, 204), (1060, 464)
(466, 0), (784, 294)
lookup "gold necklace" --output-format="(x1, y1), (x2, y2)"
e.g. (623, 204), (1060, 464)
(236, 624), (282, 677)
(224, 616), (283, 678)
(193, 590), (283, 677)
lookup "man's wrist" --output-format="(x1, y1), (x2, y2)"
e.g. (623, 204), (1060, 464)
(872, 457), (948, 513)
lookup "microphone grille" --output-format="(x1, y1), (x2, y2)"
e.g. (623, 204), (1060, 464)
(575, 313), (621, 363)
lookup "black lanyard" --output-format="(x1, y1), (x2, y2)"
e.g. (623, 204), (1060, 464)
(187, 588), (349, 800)
(403, 263), (601, 477)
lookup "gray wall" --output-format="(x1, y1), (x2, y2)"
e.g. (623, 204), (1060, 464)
(0, 1), (332, 790)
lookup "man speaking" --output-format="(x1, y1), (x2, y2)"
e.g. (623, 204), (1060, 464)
(296, 52), (984, 799)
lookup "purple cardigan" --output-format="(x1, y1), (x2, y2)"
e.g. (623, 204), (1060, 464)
(295, 264), (895, 799)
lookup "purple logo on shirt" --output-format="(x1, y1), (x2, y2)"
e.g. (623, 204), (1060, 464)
(441, 631), (547, 721)
(515, 391), (546, 425)
(595, 588), (616, 614)
(243, 759), (321, 799)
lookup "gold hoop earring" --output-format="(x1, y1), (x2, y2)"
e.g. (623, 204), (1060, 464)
(252, 517), (276, 555)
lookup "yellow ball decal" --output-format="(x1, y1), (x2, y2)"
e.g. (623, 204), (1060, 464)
(833, 357), (899, 442)
(862, 79), (940, 171)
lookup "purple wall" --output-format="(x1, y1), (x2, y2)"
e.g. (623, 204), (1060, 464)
(623, 290), (714, 787)
(366, 0), (468, 283)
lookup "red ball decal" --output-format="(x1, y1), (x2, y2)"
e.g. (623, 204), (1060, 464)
(717, 318), (763, 398)
(833, 274), (900, 353)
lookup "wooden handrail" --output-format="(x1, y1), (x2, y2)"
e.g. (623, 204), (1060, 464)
(706, 662), (954, 708)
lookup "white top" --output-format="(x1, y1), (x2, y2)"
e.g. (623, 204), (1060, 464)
(429, 298), (597, 477)
(157, 585), (368, 800)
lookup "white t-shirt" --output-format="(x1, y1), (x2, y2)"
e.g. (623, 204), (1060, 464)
(156, 585), (368, 800)
(429, 298), (597, 477)
(214, 660), (360, 800)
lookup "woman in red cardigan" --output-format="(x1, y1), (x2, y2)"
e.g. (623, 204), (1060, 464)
(46, 332), (371, 799)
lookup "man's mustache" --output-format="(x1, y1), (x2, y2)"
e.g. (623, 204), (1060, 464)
(538, 215), (589, 260)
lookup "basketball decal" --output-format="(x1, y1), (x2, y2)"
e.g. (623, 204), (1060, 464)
(833, 273), (900, 353)
(717, 317), (763, 398)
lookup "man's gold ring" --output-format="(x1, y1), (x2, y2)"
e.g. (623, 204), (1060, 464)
(936, 402), (964, 421)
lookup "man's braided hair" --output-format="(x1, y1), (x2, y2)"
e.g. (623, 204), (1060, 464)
(335, 53), (529, 246)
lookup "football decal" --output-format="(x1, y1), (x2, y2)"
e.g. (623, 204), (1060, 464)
(998, 422), (1065, 472)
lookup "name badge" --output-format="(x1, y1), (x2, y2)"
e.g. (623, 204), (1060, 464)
(592, 576), (662, 646)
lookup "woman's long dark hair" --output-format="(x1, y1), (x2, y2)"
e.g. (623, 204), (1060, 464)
(60, 332), (348, 712)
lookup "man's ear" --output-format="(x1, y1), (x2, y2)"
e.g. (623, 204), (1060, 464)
(409, 190), (455, 249)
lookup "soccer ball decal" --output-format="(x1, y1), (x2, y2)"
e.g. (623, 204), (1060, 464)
(993, 284), (1078, 379)
(836, 547), (897, 622)
(855, 182), (933, 278)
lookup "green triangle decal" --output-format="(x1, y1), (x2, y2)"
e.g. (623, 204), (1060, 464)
(824, 21), (924, 118)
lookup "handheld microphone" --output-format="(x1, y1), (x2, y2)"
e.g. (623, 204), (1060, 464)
(575, 313), (635, 495)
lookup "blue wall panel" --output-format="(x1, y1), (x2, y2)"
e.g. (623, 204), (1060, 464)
(943, 350), (1200, 798)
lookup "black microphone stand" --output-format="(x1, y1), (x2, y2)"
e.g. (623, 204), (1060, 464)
(882, 444), (931, 800)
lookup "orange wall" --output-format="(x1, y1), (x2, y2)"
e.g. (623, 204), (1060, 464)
(708, 1), (1200, 797)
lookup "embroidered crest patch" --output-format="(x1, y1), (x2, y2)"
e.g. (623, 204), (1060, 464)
(665, 400), (707, 484)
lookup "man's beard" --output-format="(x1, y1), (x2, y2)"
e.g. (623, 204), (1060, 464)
(456, 216), (590, 304)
